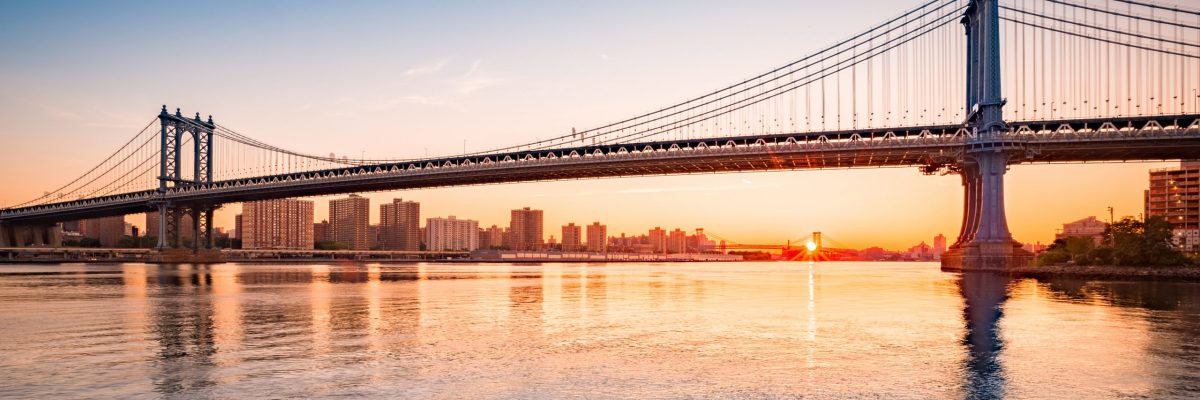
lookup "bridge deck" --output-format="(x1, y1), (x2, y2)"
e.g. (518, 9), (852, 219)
(2, 114), (1197, 223)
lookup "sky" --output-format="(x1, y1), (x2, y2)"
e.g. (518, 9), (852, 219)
(0, 0), (1178, 250)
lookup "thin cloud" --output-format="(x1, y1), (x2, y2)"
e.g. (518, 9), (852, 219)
(455, 60), (505, 95)
(404, 58), (450, 76)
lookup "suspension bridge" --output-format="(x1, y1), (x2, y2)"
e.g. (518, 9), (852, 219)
(1, 0), (1198, 269)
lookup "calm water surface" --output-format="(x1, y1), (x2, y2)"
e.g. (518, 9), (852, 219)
(0, 262), (1197, 399)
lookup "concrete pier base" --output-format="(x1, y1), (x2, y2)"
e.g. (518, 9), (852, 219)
(147, 248), (226, 264)
(940, 241), (1032, 271)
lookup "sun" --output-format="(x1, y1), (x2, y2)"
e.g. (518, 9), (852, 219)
(805, 241), (817, 252)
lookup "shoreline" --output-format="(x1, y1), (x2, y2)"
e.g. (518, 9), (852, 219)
(1006, 265), (1200, 282)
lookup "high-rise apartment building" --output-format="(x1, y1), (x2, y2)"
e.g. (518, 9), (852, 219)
(586, 222), (607, 252)
(1145, 161), (1200, 252)
(380, 199), (420, 251)
(561, 223), (582, 251)
(368, 224), (380, 249)
(933, 234), (948, 260)
(667, 228), (688, 254)
(509, 207), (544, 251)
(80, 216), (125, 247)
(233, 214), (243, 239)
(329, 194), (370, 250)
(501, 227), (514, 249)
(648, 227), (667, 253)
(425, 216), (479, 251)
(313, 220), (330, 243)
(478, 225), (505, 249)
(242, 198), (314, 249)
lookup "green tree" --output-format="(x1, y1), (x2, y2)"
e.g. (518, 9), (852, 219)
(314, 241), (348, 250)
(1102, 216), (1190, 267)
(1036, 237), (1095, 266)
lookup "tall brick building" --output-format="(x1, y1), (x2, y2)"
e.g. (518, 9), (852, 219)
(242, 199), (314, 249)
(329, 194), (370, 250)
(1146, 161), (1200, 252)
(380, 199), (420, 251)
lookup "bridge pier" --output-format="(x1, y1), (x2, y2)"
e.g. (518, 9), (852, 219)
(150, 201), (223, 263)
(147, 248), (225, 264)
(0, 223), (9, 247)
(0, 222), (61, 248)
(941, 151), (1031, 271)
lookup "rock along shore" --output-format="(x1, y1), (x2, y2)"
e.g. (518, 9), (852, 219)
(1007, 265), (1200, 282)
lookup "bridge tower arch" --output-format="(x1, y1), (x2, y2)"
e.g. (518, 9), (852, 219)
(155, 106), (217, 253)
(941, 0), (1032, 270)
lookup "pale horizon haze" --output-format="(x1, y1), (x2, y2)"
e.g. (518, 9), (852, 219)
(0, 0), (1175, 250)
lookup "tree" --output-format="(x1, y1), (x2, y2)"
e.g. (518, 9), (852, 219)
(1102, 216), (1190, 267)
(314, 241), (348, 250)
(1036, 237), (1094, 266)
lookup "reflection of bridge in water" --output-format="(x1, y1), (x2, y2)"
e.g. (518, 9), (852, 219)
(2, 264), (1199, 396)
(2, 0), (1199, 270)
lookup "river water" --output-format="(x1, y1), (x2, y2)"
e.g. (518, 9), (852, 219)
(0, 262), (1197, 399)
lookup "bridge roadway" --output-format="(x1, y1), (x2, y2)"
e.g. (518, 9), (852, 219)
(2, 114), (1198, 224)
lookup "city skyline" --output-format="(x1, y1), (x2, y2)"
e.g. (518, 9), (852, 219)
(112, 197), (962, 253)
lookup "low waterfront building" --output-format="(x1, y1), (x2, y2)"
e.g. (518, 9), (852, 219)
(1055, 216), (1107, 246)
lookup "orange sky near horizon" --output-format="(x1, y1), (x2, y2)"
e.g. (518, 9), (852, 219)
(16, 159), (1164, 251)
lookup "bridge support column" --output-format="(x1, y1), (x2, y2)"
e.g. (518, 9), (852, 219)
(189, 205), (215, 252)
(46, 224), (62, 247)
(155, 203), (168, 249)
(0, 223), (61, 247)
(942, 151), (1031, 271)
(0, 223), (11, 247)
(159, 205), (183, 249)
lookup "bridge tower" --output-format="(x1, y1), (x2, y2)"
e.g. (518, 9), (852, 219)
(941, 0), (1032, 270)
(155, 106), (218, 254)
